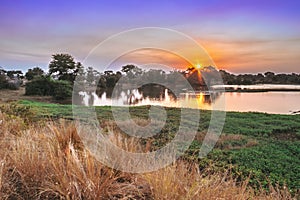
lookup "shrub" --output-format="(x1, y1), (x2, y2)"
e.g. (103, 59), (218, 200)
(7, 80), (22, 90)
(25, 76), (73, 100)
(52, 80), (72, 100)
(25, 76), (54, 96)
(0, 74), (8, 89)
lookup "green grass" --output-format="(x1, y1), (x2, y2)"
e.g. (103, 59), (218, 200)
(17, 100), (300, 193)
(192, 140), (300, 192)
(19, 99), (74, 119)
(223, 112), (300, 138)
(228, 140), (300, 190)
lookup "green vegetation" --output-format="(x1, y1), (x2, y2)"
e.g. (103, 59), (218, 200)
(25, 76), (54, 96)
(19, 100), (73, 118)
(24, 54), (80, 101)
(0, 68), (23, 90)
(25, 67), (45, 80)
(16, 100), (300, 196)
(48, 53), (83, 83)
(25, 76), (72, 100)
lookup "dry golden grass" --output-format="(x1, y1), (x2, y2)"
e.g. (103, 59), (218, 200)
(141, 161), (295, 200)
(0, 112), (295, 199)
(0, 114), (149, 199)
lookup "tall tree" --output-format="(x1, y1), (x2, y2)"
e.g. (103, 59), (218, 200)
(48, 53), (82, 83)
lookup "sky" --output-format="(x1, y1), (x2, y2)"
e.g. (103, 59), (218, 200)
(1, 0), (300, 74)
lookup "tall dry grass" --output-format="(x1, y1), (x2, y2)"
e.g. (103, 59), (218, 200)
(0, 113), (149, 199)
(0, 112), (295, 199)
(141, 161), (295, 200)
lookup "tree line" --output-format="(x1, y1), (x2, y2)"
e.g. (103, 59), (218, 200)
(1, 53), (300, 102)
(219, 70), (300, 85)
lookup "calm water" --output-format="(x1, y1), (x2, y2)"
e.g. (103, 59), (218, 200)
(204, 92), (300, 114)
(81, 86), (300, 115)
(134, 92), (300, 114)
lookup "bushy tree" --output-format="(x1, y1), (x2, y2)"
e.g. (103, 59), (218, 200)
(121, 64), (143, 79)
(48, 53), (82, 83)
(25, 67), (44, 80)
(103, 70), (122, 88)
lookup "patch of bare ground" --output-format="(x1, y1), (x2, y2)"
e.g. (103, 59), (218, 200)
(195, 132), (258, 150)
(0, 87), (72, 104)
(272, 132), (300, 141)
(0, 87), (53, 103)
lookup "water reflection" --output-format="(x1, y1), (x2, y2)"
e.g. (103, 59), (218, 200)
(78, 89), (222, 109)
(78, 90), (300, 114)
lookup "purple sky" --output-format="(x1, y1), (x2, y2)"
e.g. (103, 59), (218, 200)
(1, 0), (300, 73)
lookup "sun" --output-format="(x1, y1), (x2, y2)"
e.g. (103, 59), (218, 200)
(196, 64), (202, 70)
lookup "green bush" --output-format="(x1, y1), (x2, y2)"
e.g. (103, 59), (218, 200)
(25, 76), (54, 96)
(0, 74), (8, 89)
(52, 80), (72, 100)
(25, 76), (72, 100)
